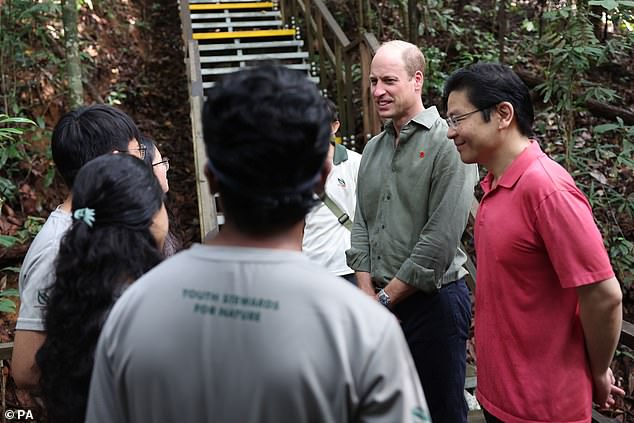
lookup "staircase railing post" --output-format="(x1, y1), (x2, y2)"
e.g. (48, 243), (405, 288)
(335, 42), (345, 139)
(344, 52), (353, 146)
(304, 0), (314, 58)
(316, 13), (326, 91)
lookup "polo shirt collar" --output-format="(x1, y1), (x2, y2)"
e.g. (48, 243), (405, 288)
(332, 143), (348, 165)
(481, 140), (543, 193)
(385, 106), (440, 137)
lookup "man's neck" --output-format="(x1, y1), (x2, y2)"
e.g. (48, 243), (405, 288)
(393, 103), (425, 140)
(205, 220), (304, 252)
(486, 133), (532, 186)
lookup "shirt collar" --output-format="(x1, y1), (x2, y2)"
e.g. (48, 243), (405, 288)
(481, 140), (543, 193)
(385, 106), (441, 137)
(333, 143), (348, 165)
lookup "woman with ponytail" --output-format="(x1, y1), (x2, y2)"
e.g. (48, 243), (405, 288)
(36, 153), (167, 423)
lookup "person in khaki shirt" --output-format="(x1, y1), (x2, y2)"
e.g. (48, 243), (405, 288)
(346, 40), (478, 423)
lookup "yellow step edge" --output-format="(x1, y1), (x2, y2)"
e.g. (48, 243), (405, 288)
(190, 2), (274, 10)
(194, 28), (295, 40)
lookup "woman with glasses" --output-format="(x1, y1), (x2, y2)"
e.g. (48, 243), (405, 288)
(141, 135), (170, 193)
(140, 136), (181, 257)
(36, 154), (167, 423)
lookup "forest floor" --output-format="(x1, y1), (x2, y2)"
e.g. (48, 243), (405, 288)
(0, 0), (632, 421)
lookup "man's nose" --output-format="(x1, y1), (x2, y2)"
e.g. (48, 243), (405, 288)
(372, 82), (385, 97)
(446, 126), (458, 139)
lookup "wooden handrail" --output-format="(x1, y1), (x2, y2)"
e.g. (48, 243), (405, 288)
(279, 0), (381, 148)
(313, 0), (349, 47)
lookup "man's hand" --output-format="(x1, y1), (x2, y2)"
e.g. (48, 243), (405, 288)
(593, 368), (625, 409)
(381, 278), (417, 307)
(356, 271), (375, 297)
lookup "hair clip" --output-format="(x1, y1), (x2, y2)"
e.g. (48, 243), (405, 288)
(73, 207), (96, 227)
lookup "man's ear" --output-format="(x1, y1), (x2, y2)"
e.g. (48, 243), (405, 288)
(496, 101), (515, 130)
(414, 70), (424, 92)
(331, 120), (341, 136)
(204, 164), (219, 194)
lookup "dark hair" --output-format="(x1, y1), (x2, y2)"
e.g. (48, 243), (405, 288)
(52, 104), (141, 188)
(325, 98), (339, 123)
(36, 154), (164, 423)
(140, 135), (157, 166)
(442, 63), (534, 137)
(202, 65), (330, 235)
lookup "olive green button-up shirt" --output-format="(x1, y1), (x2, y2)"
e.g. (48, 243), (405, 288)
(346, 107), (478, 293)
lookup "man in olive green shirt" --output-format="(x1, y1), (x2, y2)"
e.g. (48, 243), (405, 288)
(346, 40), (478, 423)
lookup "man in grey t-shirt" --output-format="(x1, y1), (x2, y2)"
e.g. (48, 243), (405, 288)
(86, 65), (430, 423)
(12, 105), (144, 390)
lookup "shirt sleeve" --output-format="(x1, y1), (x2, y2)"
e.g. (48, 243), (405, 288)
(16, 245), (58, 331)
(396, 140), (478, 292)
(356, 317), (430, 422)
(535, 189), (614, 288)
(346, 153), (372, 273)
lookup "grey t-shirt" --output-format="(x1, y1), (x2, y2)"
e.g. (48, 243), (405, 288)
(86, 244), (429, 423)
(16, 208), (72, 331)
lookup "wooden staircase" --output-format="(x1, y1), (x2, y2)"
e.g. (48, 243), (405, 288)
(187, 0), (318, 90)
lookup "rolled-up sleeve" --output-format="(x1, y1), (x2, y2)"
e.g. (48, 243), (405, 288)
(346, 199), (371, 272)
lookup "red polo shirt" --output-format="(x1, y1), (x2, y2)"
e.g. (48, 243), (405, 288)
(475, 141), (614, 423)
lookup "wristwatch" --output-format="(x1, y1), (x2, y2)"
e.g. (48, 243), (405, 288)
(377, 289), (391, 308)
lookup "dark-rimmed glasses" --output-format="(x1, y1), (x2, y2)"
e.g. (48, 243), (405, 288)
(445, 105), (495, 129)
(126, 143), (147, 160)
(152, 158), (169, 171)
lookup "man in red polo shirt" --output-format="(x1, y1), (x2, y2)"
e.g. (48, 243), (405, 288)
(442, 63), (624, 423)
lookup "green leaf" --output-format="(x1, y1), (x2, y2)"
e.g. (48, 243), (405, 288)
(522, 19), (536, 32)
(0, 298), (16, 314)
(0, 289), (19, 297)
(593, 123), (620, 134)
(0, 235), (18, 248)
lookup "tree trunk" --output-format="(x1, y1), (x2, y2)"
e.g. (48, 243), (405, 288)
(497, 0), (507, 62)
(408, 0), (418, 45)
(62, 0), (83, 108)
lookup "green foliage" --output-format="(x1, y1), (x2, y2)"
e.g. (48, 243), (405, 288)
(0, 288), (19, 314)
(535, 7), (611, 169)
(589, 0), (634, 31)
(452, 28), (499, 67)
(0, 114), (36, 208)
(424, 46), (448, 99)
(590, 119), (634, 287)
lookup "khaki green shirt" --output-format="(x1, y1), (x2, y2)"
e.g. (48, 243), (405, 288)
(346, 107), (478, 293)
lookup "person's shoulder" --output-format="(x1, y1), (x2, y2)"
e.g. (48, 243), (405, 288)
(366, 130), (390, 148)
(347, 149), (362, 160)
(22, 210), (72, 267)
(523, 154), (578, 193)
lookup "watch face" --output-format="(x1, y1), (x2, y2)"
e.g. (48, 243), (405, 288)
(378, 290), (390, 306)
